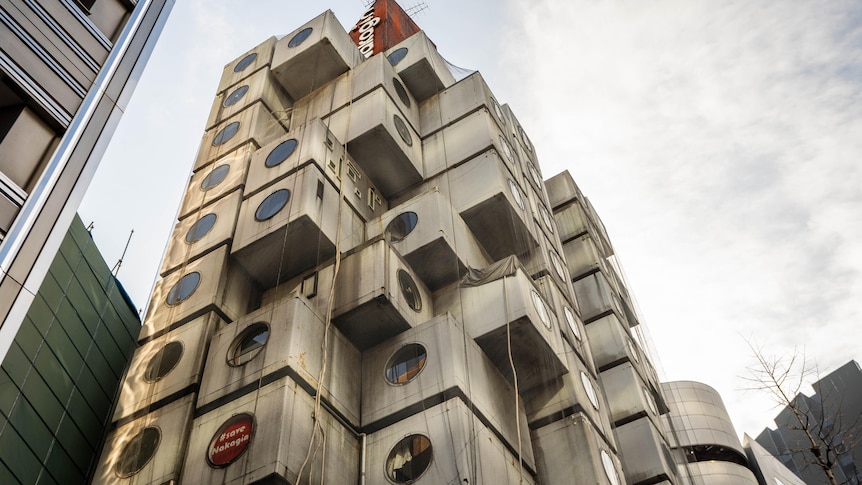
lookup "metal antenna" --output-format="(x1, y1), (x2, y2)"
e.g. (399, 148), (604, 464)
(112, 229), (134, 277)
(405, 2), (429, 17)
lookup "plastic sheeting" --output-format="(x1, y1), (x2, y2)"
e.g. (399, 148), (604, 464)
(460, 255), (520, 287)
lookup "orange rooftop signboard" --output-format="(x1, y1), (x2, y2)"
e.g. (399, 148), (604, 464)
(350, 0), (421, 58)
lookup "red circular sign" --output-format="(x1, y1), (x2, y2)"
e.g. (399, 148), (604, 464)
(207, 413), (254, 467)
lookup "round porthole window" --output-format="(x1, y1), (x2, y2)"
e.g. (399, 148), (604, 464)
(213, 121), (240, 146)
(539, 205), (554, 234)
(531, 290), (552, 329)
(581, 371), (600, 410)
(393, 78), (411, 107)
(115, 427), (160, 478)
(385, 212), (418, 243)
(264, 138), (298, 168)
(224, 85), (249, 107)
(519, 125), (532, 152)
(185, 213), (217, 244)
(228, 323), (269, 366)
(499, 135), (514, 163)
(393, 115), (412, 146)
(288, 27), (313, 48)
(508, 179), (525, 210)
(233, 53), (257, 73)
(564, 306), (581, 341)
(255, 189), (290, 221)
(144, 341), (183, 382)
(386, 434), (432, 483)
(387, 47), (408, 65)
(385, 343), (427, 385)
(397, 269), (422, 312)
(491, 97), (506, 124)
(528, 162), (542, 189)
(207, 413), (254, 468)
(643, 387), (659, 416)
(549, 249), (567, 281)
(201, 164), (230, 191)
(627, 338), (640, 363)
(166, 272), (201, 306)
(601, 449), (621, 485)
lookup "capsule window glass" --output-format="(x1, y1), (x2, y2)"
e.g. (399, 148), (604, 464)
(549, 249), (567, 281)
(601, 449), (621, 485)
(397, 269), (422, 312)
(385, 343), (427, 385)
(539, 205), (555, 234)
(185, 213), (217, 243)
(528, 162), (542, 189)
(166, 272), (201, 306)
(385, 212), (418, 243)
(564, 306), (581, 341)
(264, 138), (298, 168)
(288, 27), (313, 48)
(508, 179), (525, 210)
(393, 115), (412, 146)
(519, 125), (532, 152)
(499, 135), (514, 163)
(224, 85), (249, 107)
(213, 121), (240, 146)
(643, 387), (659, 415)
(581, 371), (600, 410)
(530, 290), (552, 329)
(491, 97), (506, 124)
(393, 78), (411, 107)
(627, 338), (640, 363)
(233, 53), (257, 73)
(115, 427), (160, 478)
(201, 164), (230, 191)
(387, 47), (408, 65)
(228, 323), (269, 366)
(144, 341), (183, 382)
(255, 189), (290, 221)
(386, 434), (432, 483)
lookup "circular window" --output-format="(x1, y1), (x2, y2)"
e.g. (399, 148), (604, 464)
(581, 371), (600, 410)
(207, 413), (254, 468)
(393, 115), (412, 146)
(213, 121), (240, 146)
(531, 290), (551, 329)
(166, 272), (201, 306)
(144, 341), (183, 382)
(385, 343), (427, 385)
(508, 179), (525, 210)
(519, 125), (532, 152)
(385, 212), (418, 243)
(539, 205), (555, 234)
(491, 97), (506, 124)
(185, 213), (217, 244)
(499, 136), (513, 163)
(397, 269), (422, 312)
(233, 53), (257, 73)
(564, 306), (581, 341)
(549, 249), (567, 281)
(264, 138), (298, 168)
(528, 162), (542, 189)
(643, 387), (659, 416)
(393, 78), (411, 107)
(288, 27), (313, 48)
(201, 164), (230, 191)
(386, 434), (432, 483)
(228, 323), (269, 366)
(627, 338), (640, 363)
(601, 449), (621, 485)
(387, 47), (408, 65)
(255, 189), (290, 221)
(115, 427), (160, 478)
(224, 85), (249, 107)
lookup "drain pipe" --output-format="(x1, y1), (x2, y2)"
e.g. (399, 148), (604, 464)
(359, 432), (367, 485)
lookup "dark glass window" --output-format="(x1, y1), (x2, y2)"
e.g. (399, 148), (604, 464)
(393, 115), (412, 146)
(224, 85), (249, 107)
(255, 189), (290, 221)
(186, 213), (217, 243)
(397, 270), (421, 312)
(212, 121), (240, 146)
(385, 343), (427, 384)
(115, 427), (160, 478)
(201, 164), (230, 191)
(288, 27), (313, 48)
(393, 78), (411, 107)
(386, 435), (432, 482)
(165, 272), (201, 306)
(264, 139), (298, 168)
(384, 212), (418, 243)
(387, 48), (408, 66)
(234, 53), (257, 73)
(228, 323), (269, 366)
(144, 342), (183, 382)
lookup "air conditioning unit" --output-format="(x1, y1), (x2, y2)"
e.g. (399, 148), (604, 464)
(383, 31), (456, 102)
(614, 416), (679, 484)
(419, 71), (508, 137)
(365, 399), (537, 484)
(181, 377), (358, 485)
(325, 87), (423, 198)
(271, 10), (361, 101)
(366, 188), (490, 290)
(178, 144), (252, 221)
(360, 313), (534, 469)
(601, 361), (664, 426)
(584, 312), (642, 372)
(214, 36), (278, 96)
(114, 315), (217, 422)
(92, 395), (194, 485)
(142, 246), (254, 337)
(160, 190), (241, 277)
(196, 294), (360, 427)
(530, 412), (623, 485)
(193, 102), (287, 172)
(331, 239), (433, 350)
(206, 67), (292, 131)
(232, 163), (364, 288)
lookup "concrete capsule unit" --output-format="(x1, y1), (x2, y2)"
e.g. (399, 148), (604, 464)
(384, 31), (456, 102)
(531, 412), (624, 485)
(215, 37), (279, 95)
(419, 71), (508, 137)
(614, 416), (678, 484)
(207, 67), (292, 131)
(178, 145), (251, 220)
(193, 102), (288, 172)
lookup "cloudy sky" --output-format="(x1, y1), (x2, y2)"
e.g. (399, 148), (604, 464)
(79, 0), (862, 438)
